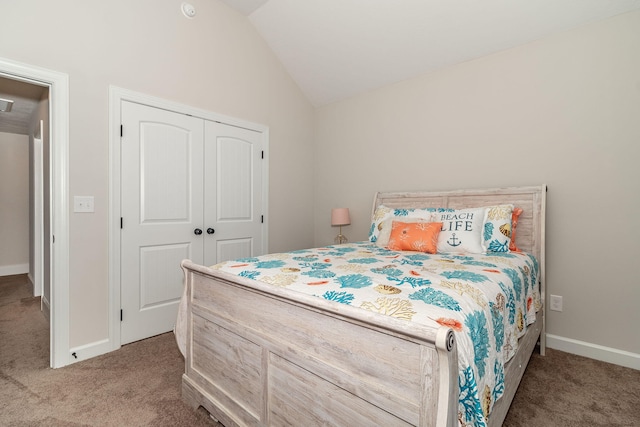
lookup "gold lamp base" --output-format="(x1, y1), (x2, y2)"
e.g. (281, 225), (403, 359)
(334, 233), (348, 244)
(334, 225), (348, 244)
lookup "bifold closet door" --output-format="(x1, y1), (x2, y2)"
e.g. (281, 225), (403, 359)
(120, 102), (265, 345)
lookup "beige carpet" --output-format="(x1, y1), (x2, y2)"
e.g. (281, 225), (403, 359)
(1, 274), (638, 426)
(505, 344), (639, 426)
(0, 275), (216, 426)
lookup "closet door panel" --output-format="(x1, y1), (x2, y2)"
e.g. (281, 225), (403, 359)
(204, 121), (264, 266)
(120, 101), (204, 345)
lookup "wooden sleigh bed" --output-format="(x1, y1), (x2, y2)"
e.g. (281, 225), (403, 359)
(177, 185), (546, 427)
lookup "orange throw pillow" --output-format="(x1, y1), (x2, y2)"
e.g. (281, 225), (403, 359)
(387, 221), (443, 254)
(509, 208), (523, 252)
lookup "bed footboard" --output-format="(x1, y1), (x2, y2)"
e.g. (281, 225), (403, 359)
(181, 260), (458, 427)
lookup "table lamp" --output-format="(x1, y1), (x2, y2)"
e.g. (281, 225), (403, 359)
(331, 208), (350, 244)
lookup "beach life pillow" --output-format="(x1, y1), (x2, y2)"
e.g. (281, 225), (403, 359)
(483, 204), (514, 253)
(432, 207), (486, 253)
(387, 221), (443, 254)
(369, 205), (436, 243)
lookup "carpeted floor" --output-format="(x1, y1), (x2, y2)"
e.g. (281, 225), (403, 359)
(505, 345), (640, 426)
(0, 275), (217, 427)
(1, 274), (638, 426)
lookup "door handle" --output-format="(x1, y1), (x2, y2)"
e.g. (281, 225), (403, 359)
(207, 228), (215, 235)
(194, 228), (203, 235)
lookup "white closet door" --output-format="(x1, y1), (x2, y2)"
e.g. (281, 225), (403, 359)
(120, 101), (204, 345)
(204, 121), (264, 266)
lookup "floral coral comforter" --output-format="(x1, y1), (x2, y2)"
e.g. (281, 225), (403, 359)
(210, 242), (540, 427)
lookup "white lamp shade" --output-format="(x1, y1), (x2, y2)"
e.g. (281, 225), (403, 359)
(331, 208), (350, 226)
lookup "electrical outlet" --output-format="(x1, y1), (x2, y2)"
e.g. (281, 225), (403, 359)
(550, 294), (563, 312)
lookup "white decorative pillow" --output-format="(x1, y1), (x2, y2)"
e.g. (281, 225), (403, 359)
(376, 217), (433, 247)
(432, 207), (486, 253)
(369, 205), (436, 244)
(483, 204), (514, 252)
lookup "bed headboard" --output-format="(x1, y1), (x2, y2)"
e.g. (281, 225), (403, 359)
(372, 185), (546, 263)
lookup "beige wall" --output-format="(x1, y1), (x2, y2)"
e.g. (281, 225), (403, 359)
(1, 0), (315, 348)
(315, 11), (640, 355)
(0, 132), (30, 273)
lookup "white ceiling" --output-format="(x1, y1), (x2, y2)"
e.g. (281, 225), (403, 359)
(223, 0), (640, 106)
(2, 1), (639, 135)
(0, 77), (46, 135)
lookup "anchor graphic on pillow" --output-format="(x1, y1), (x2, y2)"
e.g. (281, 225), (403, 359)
(447, 233), (462, 247)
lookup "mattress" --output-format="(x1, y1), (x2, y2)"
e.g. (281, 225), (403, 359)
(177, 241), (540, 426)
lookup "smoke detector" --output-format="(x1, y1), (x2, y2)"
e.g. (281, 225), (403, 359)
(181, 2), (196, 18)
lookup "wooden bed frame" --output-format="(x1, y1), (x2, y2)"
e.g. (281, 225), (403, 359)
(179, 185), (546, 426)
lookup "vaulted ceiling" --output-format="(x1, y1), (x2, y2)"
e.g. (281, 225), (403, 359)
(2, 1), (640, 135)
(222, 0), (640, 106)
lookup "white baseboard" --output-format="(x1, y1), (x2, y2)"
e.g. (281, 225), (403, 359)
(546, 334), (640, 370)
(0, 263), (29, 276)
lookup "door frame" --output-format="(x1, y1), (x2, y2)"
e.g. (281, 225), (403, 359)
(33, 119), (44, 298)
(109, 86), (269, 348)
(0, 57), (70, 368)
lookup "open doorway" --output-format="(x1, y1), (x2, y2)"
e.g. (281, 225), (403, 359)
(0, 75), (50, 367)
(0, 57), (70, 368)
(0, 77), (48, 295)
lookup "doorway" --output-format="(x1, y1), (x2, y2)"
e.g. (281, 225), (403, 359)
(0, 86), (45, 295)
(0, 56), (70, 368)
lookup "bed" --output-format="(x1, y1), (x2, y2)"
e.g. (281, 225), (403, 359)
(176, 185), (546, 427)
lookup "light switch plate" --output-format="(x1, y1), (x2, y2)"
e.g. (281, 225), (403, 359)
(74, 196), (94, 213)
